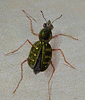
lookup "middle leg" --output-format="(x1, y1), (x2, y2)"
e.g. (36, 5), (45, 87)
(13, 58), (28, 93)
(4, 39), (33, 56)
(52, 34), (78, 40)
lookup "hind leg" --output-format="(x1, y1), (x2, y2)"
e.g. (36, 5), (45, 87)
(13, 58), (28, 93)
(48, 61), (55, 100)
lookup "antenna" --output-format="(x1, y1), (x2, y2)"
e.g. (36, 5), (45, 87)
(22, 10), (36, 22)
(40, 10), (47, 22)
(52, 15), (62, 23)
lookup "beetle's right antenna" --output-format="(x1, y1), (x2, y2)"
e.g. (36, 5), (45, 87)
(40, 10), (47, 22)
(52, 15), (62, 23)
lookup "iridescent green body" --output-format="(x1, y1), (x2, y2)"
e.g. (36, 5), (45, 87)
(28, 21), (53, 74)
(28, 40), (52, 74)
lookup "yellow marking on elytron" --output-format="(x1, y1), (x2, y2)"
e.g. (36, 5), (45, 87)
(38, 41), (41, 45)
(33, 45), (38, 49)
(45, 66), (47, 68)
(31, 51), (36, 56)
(34, 54), (36, 56)
(45, 49), (51, 51)
(29, 57), (35, 62)
(36, 47), (38, 49)
(45, 44), (47, 46)
(42, 42), (44, 45)
(42, 51), (45, 54)
(43, 62), (49, 64)
(45, 56), (51, 58)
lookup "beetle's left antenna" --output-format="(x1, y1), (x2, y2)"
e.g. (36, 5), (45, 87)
(22, 10), (36, 22)
(40, 10), (47, 22)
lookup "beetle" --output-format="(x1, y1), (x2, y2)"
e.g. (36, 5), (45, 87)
(5, 10), (78, 100)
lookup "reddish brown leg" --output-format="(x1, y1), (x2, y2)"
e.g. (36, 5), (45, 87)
(4, 39), (33, 56)
(13, 58), (28, 93)
(52, 34), (78, 40)
(48, 61), (55, 100)
(22, 10), (39, 37)
(52, 49), (76, 69)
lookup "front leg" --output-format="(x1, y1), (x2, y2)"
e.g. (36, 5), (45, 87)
(22, 10), (39, 37)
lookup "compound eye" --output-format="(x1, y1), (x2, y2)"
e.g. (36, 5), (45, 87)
(43, 23), (47, 28)
(50, 24), (53, 29)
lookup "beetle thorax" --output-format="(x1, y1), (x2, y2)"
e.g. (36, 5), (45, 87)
(39, 28), (52, 42)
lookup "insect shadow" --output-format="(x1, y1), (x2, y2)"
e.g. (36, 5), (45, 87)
(4, 10), (78, 100)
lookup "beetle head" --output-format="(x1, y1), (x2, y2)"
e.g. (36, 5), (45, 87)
(43, 20), (54, 30)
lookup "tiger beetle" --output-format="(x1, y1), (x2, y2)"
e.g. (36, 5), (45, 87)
(5, 10), (78, 100)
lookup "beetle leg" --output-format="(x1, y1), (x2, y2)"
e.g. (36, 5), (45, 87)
(48, 61), (55, 100)
(13, 58), (28, 93)
(4, 39), (33, 56)
(22, 10), (39, 37)
(52, 34), (78, 40)
(52, 49), (76, 69)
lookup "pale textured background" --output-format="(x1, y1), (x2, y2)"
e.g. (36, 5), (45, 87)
(0, 0), (85, 100)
